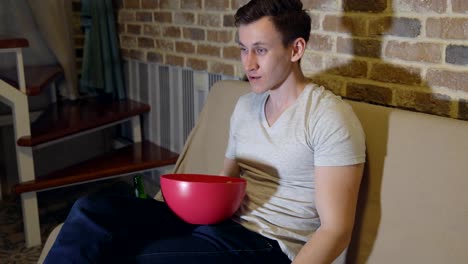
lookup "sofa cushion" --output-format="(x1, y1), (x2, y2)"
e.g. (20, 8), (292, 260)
(347, 101), (468, 264)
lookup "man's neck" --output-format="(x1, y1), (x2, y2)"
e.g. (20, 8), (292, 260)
(267, 69), (308, 110)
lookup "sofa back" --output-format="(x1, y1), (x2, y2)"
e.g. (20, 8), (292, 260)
(174, 80), (468, 263)
(347, 100), (468, 263)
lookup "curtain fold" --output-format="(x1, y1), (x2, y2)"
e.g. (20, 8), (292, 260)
(80, 0), (126, 100)
(27, 0), (78, 100)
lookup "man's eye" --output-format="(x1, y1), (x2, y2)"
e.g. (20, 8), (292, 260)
(256, 48), (266, 55)
(240, 47), (247, 53)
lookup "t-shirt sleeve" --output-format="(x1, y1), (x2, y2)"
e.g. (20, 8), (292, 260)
(311, 101), (366, 166)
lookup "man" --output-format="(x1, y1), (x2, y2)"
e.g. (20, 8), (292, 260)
(223, 1), (365, 263)
(44, 1), (365, 263)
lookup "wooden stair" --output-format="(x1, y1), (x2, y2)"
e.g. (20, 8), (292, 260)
(0, 65), (63, 96)
(1, 36), (179, 247)
(16, 97), (150, 147)
(0, 38), (63, 96)
(11, 96), (179, 194)
(13, 141), (179, 194)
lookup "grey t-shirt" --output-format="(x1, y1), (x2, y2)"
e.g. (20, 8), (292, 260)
(225, 83), (366, 261)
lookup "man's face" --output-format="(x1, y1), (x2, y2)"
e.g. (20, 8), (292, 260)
(238, 17), (294, 94)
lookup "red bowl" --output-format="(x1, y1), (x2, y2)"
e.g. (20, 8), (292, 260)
(160, 174), (246, 224)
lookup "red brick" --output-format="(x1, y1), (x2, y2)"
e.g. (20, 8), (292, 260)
(174, 12), (195, 25)
(347, 83), (393, 106)
(323, 15), (367, 36)
(183, 28), (205, 41)
(166, 54), (185, 67)
(343, 0), (387, 12)
(119, 10), (136, 23)
(138, 37), (154, 48)
(302, 0), (339, 11)
(155, 39), (174, 51)
(308, 34), (333, 51)
(446, 45), (468, 66)
(459, 99), (468, 120)
(452, 0), (468, 13)
(159, 0), (179, 9)
(181, 0), (202, 9)
(301, 53), (323, 75)
(199, 14), (222, 27)
(426, 18), (468, 40)
(385, 41), (442, 63)
(308, 76), (344, 96)
(324, 58), (368, 78)
(121, 35), (137, 48)
(136, 12), (153, 22)
(120, 48), (130, 59)
(223, 14), (235, 27)
(337, 37), (382, 58)
(124, 0), (140, 9)
(210, 61), (235, 76)
(395, 90), (451, 117)
(154, 11), (172, 23)
(175, 41), (195, 53)
(127, 24), (141, 34)
(370, 63), (422, 85)
(427, 69), (468, 92)
(147, 51), (163, 62)
(368, 17), (421, 38)
(162, 26), (181, 38)
(310, 13), (321, 31)
(207, 30), (233, 43)
(141, 0), (158, 9)
(395, 0), (447, 13)
(117, 24), (125, 34)
(231, 0), (249, 9)
(198, 44), (220, 57)
(129, 49), (146, 61)
(204, 0), (229, 11)
(187, 58), (208, 71)
(223, 46), (240, 60)
(143, 24), (160, 37)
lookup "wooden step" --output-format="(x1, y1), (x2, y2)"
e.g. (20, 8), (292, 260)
(17, 97), (150, 147)
(0, 37), (29, 49)
(0, 65), (63, 96)
(13, 141), (179, 194)
(1, 37), (63, 96)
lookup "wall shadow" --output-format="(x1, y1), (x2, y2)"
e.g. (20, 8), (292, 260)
(308, 0), (453, 118)
(306, 1), (441, 263)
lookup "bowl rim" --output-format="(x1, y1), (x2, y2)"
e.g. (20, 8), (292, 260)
(161, 173), (246, 184)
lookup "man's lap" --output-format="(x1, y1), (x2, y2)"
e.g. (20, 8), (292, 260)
(45, 194), (290, 264)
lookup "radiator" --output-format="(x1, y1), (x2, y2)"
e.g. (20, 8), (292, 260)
(123, 60), (239, 194)
(124, 60), (238, 153)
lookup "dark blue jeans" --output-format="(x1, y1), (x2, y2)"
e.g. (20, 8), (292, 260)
(44, 195), (291, 264)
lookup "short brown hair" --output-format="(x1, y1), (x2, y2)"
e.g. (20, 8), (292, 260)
(234, 0), (311, 47)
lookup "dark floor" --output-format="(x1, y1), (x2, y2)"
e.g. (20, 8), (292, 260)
(0, 179), (133, 264)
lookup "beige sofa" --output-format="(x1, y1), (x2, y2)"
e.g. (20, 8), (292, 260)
(39, 80), (468, 263)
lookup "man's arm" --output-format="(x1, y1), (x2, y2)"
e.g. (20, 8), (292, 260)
(220, 157), (241, 177)
(293, 163), (364, 264)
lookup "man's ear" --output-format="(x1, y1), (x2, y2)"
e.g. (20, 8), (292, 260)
(290, 38), (306, 62)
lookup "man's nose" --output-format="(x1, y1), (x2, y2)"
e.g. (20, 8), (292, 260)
(244, 52), (258, 72)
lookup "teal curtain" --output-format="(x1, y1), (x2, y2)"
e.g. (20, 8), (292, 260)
(80, 0), (125, 100)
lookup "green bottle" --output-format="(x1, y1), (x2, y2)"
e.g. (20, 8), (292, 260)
(133, 174), (148, 199)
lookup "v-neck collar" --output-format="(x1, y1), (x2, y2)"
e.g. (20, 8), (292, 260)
(261, 85), (311, 129)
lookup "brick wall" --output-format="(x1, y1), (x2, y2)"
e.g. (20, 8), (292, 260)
(117, 0), (467, 120)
